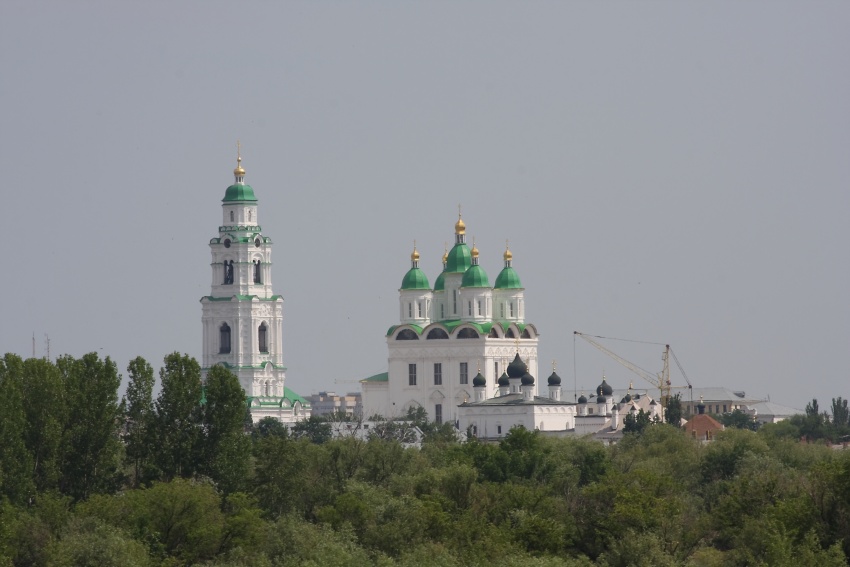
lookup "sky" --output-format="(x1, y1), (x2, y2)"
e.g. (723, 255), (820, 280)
(1, 2), (848, 410)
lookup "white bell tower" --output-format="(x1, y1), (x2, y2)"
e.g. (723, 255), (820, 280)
(200, 145), (308, 423)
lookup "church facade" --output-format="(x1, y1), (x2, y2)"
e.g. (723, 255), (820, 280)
(361, 214), (540, 425)
(200, 152), (309, 423)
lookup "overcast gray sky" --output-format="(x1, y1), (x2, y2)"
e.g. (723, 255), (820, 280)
(2, 2), (848, 409)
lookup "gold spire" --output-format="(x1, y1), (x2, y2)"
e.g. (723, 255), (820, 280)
(455, 205), (466, 235)
(411, 240), (420, 262)
(504, 239), (513, 262)
(441, 243), (448, 264)
(234, 140), (246, 177)
(471, 237), (479, 258)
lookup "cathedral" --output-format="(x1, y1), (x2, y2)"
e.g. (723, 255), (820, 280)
(200, 151), (309, 423)
(360, 213), (542, 425)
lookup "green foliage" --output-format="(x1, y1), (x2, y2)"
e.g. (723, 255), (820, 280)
(124, 356), (156, 487)
(0, 354), (35, 504)
(153, 352), (204, 480)
(717, 408), (759, 431)
(623, 408), (653, 434)
(291, 415), (333, 444)
(663, 393), (683, 426)
(56, 352), (123, 500)
(203, 365), (251, 493)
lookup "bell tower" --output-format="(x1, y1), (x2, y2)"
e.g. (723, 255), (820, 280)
(200, 145), (308, 423)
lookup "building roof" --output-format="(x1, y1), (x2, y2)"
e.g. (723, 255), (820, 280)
(222, 183), (257, 202)
(748, 401), (802, 418)
(459, 393), (571, 407)
(461, 264), (490, 288)
(433, 271), (446, 291)
(445, 243), (471, 273)
(494, 266), (522, 289)
(400, 267), (430, 290)
(361, 372), (389, 383)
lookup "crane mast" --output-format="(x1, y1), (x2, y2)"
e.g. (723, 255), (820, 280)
(574, 331), (674, 409)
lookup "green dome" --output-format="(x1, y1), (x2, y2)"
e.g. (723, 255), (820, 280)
(433, 271), (447, 291)
(461, 265), (490, 288)
(222, 184), (258, 202)
(445, 243), (471, 273)
(401, 267), (430, 290)
(494, 267), (522, 289)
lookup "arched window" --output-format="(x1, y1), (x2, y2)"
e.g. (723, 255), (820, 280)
(505, 328), (516, 339)
(521, 328), (531, 339)
(258, 323), (268, 353)
(264, 381), (270, 396)
(230, 211), (234, 222)
(488, 328), (499, 338)
(457, 328), (479, 339)
(426, 328), (449, 339)
(396, 329), (419, 340)
(253, 260), (262, 283)
(248, 210), (252, 222)
(223, 260), (234, 284)
(219, 323), (231, 354)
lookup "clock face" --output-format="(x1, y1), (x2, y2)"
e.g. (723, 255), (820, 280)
(224, 239), (231, 248)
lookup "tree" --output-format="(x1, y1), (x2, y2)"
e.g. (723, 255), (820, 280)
(124, 356), (156, 486)
(202, 365), (251, 493)
(718, 409), (759, 431)
(153, 353), (203, 480)
(18, 357), (65, 494)
(664, 393), (683, 426)
(0, 354), (35, 504)
(623, 409), (653, 434)
(57, 353), (123, 500)
(291, 415), (332, 444)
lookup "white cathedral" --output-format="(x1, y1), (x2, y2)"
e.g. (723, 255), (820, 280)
(361, 214), (544, 425)
(200, 152), (309, 423)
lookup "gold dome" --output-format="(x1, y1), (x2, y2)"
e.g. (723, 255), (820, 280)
(441, 244), (448, 264)
(234, 155), (246, 176)
(504, 247), (513, 262)
(411, 246), (420, 262)
(471, 241), (479, 258)
(455, 215), (466, 235)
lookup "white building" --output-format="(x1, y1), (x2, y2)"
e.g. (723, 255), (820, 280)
(200, 151), (309, 423)
(360, 214), (539, 424)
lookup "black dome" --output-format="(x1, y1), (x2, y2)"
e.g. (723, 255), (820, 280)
(521, 372), (535, 386)
(507, 353), (528, 378)
(472, 372), (486, 387)
(578, 393), (588, 403)
(497, 372), (510, 387)
(596, 378), (613, 396)
(547, 371), (561, 386)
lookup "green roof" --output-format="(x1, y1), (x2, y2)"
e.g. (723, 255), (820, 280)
(400, 267), (430, 290)
(283, 387), (310, 406)
(494, 266), (522, 289)
(433, 271), (447, 291)
(445, 243), (471, 273)
(361, 372), (388, 383)
(222, 183), (258, 202)
(461, 264), (490, 288)
(386, 324), (423, 336)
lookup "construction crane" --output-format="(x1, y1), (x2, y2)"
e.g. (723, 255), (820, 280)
(574, 331), (693, 409)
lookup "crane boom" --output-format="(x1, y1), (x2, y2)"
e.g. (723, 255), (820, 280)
(574, 331), (672, 407)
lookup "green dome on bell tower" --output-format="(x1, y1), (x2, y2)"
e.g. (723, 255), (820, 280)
(400, 245), (431, 290)
(222, 149), (258, 202)
(494, 244), (523, 289)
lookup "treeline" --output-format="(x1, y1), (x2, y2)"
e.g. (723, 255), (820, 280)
(1, 352), (849, 566)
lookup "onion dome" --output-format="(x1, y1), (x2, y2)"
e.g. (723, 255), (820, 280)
(578, 393), (588, 403)
(521, 372), (535, 386)
(472, 372), (486, 387)
(596, 377), (613, 397)
(506, 353), (528, 378)
(461, 239), (490, 287)
(494, 243), (523, 289)
(223, 145), (257, 202)
(597, 395), (606, 404)
(446, 243), (471, 273)
(433, 272), (446, 291)
(547, 371), (561, 386)
(498, 372), (510, 387)
(400, 244), (430, 290)
(623, 393), (632, 402)
(455, 214), (466, 235)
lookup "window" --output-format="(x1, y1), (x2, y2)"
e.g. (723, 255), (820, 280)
(497, 425), (502, 435)
(408, 363), (417, 386)
(258, 323), (268, 353)
(723, 404), (728, 413)
(408, 303), (413, 317)
(426, 328), (449, 339)
(253, 260), (262, 283)
(453, 291), (457, 314)
(248, 210), (252, 222)
(477, 300), (482, 316)
(434, 363), (442, 385)
(459, 362), (468, 385)
(435, 404), (443, 425)
(219, 323), (231, 354)
(230, 211), (234, 222)
(468, 301), (472, 316)
(509, 302), (514, 317)
(264, 381), (270, 396)
(418, 302), (422, 317)
(440, 304), (445, 319)
(494, 361), (499, 378)
(223, 260), (234, 284)
(396, 329), (419, 340)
